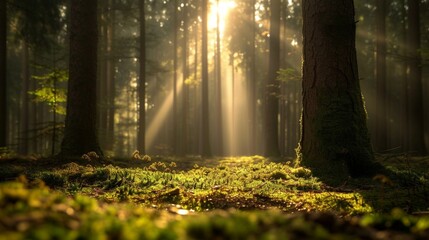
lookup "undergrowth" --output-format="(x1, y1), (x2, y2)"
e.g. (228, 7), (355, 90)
(0, 155), (429, 239)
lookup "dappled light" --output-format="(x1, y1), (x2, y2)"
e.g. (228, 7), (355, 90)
(1, 0), (429, 239)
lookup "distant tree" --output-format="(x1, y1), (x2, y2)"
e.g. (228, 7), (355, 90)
(407, 0), (426, 155)
(60, 0), (102, 156)
(137, 0), (146, 154)
(375, 0), (387, 152)
(0, 0), (6, 148)
(265, 0), (281, 157)
(215, 0), (223, 156)
(173, 0), (178, 155)
(299, 0), (375, 178)
(201, 0), (211, 157)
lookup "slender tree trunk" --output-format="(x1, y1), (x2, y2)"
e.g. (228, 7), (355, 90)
(19, 43), (30, 155)
(215, 0), (223, 156)
(138, 0), (146, 154)
(375, 0), (387, 152)
(407, 0), (426, 155)
(249, 0), (257, 154)
(201, 0), (211, 157)
(60, 0), (101, 156)
(265, 0), (281, 157)
(0, 0), (6, 148)
(181, 3), (189, 156)
(106, 0), (116, 152)
(300, 0), (375, 179)
(173, 0), (178, 155)
(400, 0), (408, 152)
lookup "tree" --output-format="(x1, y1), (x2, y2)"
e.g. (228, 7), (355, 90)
(201, 0), (211, 157)
(0, 0), (6, 148)
(375, 0), (387, 152)
(265, 0), (281, 157)
(407, 0), (426, 155)
(215, 0), (223, 156)
(299, 0), (375, 179)
(60, 0), (101, 156)
(137, 0), (146, 154)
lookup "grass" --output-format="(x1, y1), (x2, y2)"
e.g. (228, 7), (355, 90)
(1, 154), (429, 239)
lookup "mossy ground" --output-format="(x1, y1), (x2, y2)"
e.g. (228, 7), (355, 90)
(0, 155), (429, 239)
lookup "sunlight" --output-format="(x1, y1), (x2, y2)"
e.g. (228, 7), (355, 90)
(145, 80), (183, 150)
(208, 0), (236, 37)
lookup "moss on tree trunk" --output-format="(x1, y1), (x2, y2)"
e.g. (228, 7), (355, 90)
(299, 0), (376, 181)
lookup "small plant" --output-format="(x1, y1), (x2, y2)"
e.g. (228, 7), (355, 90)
(40, 172), (67, 188)
(81, 151), (99, 161)
(132, 150), (151, 162)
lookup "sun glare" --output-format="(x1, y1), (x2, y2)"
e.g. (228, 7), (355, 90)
(208, 0), (237, 37)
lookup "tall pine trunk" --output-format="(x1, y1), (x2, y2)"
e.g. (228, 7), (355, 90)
(265, 0), (281, 157)
(300, 0), (375, 179)
(407, 0), (426, 155)
(61, 0), (101, 156)
(201, 0), (211, 157)
(138, 0), (146, 154)
(375, 0), (387, 152)
(0, 0), (6, 148)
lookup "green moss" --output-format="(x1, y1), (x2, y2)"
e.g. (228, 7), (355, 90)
(300, 89), (376, 181)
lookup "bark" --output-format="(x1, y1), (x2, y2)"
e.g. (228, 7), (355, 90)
(0, 0), (6, 148)
(181, 4), (189, 156)
(60, 0), (101, 156)
(300, 0), (375, 179)
(407, 0), (426, 155)
(265, 0), (281, 157)
(201, 0), (211, 157)
(138, 0), (146, 154)
(172, 0), (178, 155)
(215, 0), (223, 155)
(375, 0), (387, 152)
(19, 43), (30, 155)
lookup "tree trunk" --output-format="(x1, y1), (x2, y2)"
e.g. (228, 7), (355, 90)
(19, 43), (30, 155)
(0, 0), (6, 148)
(172, 0), (178, 155)
(400, 0), (408, 152)
(201, 0), (211, 157)
(60, 0), (101, 156)
(181, 3), (189, 156)
(137, 0), (146, 154)
(249, 0), (257, 154)
(375, 0), (387, 152)
(407, 0), (426, 155)
(300, 0), (375, 179)
(106, 0), (116, 152)
(265, 0), (281, 157)
(215, 0), (223, 156)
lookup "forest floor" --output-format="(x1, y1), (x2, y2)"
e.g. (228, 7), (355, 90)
(1, 154), (429, 239)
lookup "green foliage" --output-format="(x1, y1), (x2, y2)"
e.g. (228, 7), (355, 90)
(277, 68), (301, 82)
(29, 68), (68, 115)
(0, 147), (15, 159)
(2, 156), (429, 239)
(0, 181), (429, 239)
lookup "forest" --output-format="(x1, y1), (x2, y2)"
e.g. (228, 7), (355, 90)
(1, 0), (429, 239)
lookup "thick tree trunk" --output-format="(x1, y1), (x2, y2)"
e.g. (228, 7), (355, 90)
(60, 0), (101, 156)
(407, 0), (426, 155)
(0, 0), (6, 148)
(265, 0), (281, 157)
(300, 0), (375, 179)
